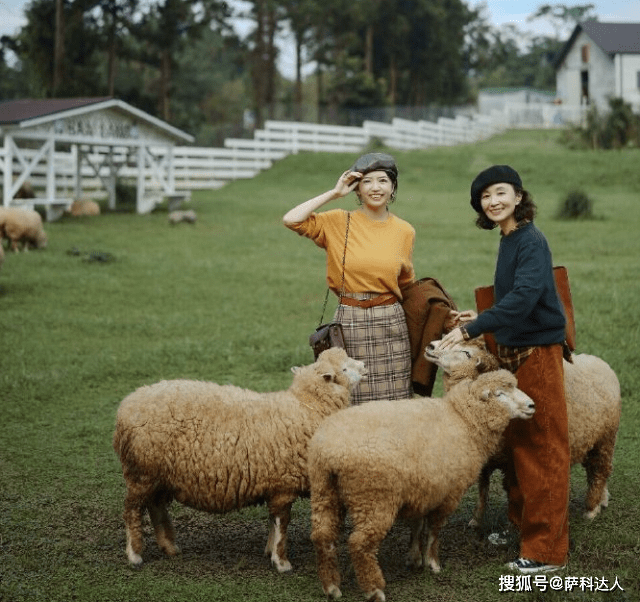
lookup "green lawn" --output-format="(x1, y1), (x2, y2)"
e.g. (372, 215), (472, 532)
(1, 129), (638, 601)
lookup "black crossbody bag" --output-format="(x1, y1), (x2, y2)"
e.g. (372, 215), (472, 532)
(309, 212), (350, 360)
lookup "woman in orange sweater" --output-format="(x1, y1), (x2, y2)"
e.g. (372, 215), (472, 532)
(283, 153), (415, 403)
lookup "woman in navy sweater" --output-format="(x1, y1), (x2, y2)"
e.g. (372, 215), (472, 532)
(435, 165), (570, 575)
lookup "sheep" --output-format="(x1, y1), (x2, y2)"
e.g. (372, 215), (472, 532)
(69, 198), (100, 216)
(168, 209), (197, 225)
(424, 337), (621, 524)
(112, 347), (366, 572)
(0, 207), (48, 251)
(308, 370), (535, 601)
(13, 180), (35, 199)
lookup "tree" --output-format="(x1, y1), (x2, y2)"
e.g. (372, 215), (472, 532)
(133, 0), (230, 121)
(528, 3), (597, 39)
(92, 0), (139, 96)
(279, 0), (318, 119)
(13, 0), (103, 97)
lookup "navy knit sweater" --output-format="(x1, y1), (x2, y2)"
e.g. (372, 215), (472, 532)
(465, 222), (566, 347)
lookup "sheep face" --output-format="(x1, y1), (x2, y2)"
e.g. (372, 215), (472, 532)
(473, 371), (535, 420)
(292, 348), (367, 391)
(425, 338), (498, 377)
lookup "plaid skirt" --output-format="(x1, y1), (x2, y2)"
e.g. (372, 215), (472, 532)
(333, 296), (412, 404)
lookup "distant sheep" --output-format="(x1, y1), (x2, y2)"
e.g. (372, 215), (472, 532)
(424, 337), (621, 523)
(0, 207), (48, 251)
(13, 180), (35, 199)
(113, 348), (366, 571)
(168, 209), (196, 225)
(69, 199), (100, 216)
(308, 370), (535, 601)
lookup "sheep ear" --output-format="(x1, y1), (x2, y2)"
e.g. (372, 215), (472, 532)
(476, 358), (490, 373)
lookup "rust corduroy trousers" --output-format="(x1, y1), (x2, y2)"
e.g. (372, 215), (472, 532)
(503, 344), (570, 566)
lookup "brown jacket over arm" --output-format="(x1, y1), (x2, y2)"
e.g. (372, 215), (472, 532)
(402, 277), (458, 396)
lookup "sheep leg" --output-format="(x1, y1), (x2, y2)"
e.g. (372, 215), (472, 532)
(123, 492), (146, 566)
(423, 504), (455, 573)
(310, 473), (345, 599)
(469, 464), (494, 528)
(265, 495), (294, 572)
(148, 492), (179, 557)
(406, 517), (427, 569)
(583, 439), (615, 519)
(348, 505), (396, 602)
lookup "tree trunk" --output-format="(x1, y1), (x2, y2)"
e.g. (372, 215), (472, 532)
(107, 37), (117, 97)
(265, 6), (278, 120)
(365, 23), (373, 76)
(294, 34), (303, 121)
(160, 49), (171, 121)
(388, 55), (397, 106)
(53, 0), (65, 95)
(316, 66), (325, 123)
(250, 0), (267, 128)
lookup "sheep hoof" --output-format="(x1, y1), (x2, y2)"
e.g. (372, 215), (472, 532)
(583, 507), (600, 520)
(272, 558), (292, 573)
(468, 517), (479, 528)
(405, 554), (423, 570)
(365, 589), (385, 602)
(427, 559), (441, 573)
(126, 545), (144, 567)
(325, 584), (342, 599)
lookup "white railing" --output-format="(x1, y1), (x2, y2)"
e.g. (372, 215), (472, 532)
(1, 102), (583, 204)
(494, 102), (585, 129)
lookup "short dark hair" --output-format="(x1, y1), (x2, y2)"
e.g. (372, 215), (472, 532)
(474, 188), (537, 230)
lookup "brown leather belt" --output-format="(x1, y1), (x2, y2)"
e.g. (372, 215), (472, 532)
(339, 294), (397, 309)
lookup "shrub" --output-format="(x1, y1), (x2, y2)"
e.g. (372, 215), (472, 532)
(556, 189), (595, 219)
(561, 98), (640, 150)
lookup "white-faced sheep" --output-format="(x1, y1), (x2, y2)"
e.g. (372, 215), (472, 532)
(424, 337), (621, 524)
(112, 347), (366, 572)
(0, 207), (48, 251)
(308, 370), (535, 602)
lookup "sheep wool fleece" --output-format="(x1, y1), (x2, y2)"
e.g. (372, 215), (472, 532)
(504, 344), (570, 566)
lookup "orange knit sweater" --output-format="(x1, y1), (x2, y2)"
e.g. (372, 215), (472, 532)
(288, 209), (415, 300)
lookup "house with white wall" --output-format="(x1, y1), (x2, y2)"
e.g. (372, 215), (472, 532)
(555, 22), (640, 112)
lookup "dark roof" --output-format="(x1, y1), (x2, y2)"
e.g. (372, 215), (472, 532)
(0, 97), (112, 124)
(555, 22), (640, 68)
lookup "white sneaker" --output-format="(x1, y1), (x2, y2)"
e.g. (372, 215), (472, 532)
(506, 557), (566, 574)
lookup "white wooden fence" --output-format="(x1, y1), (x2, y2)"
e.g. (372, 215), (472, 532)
(0, 102), (583, 205)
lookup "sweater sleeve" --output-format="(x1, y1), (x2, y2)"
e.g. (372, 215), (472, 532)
(465, 236), (546, 339)
(398, 226), (416, 294)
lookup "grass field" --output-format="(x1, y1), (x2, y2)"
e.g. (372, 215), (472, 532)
(1, 129), (638, 602)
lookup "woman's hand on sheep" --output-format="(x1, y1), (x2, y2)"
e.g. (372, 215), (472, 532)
(433, 327), (465, 351)
(447, 310), (477, 328)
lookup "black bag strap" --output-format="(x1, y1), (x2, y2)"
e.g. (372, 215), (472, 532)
(318, 211), (350, 327)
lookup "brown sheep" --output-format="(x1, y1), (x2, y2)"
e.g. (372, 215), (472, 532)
(308, 370), (535, 601)
(69, 199), (100, 216)
(424, 337), (621, 524)
(113, 348), (366, 571)
(0, 207), (48, 251)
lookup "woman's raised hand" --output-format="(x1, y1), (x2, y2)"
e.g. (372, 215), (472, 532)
(334, 170), (362, 197)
